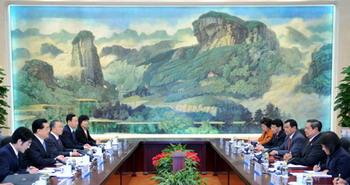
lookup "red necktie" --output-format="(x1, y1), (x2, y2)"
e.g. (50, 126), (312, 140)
(287, 138), (292, 151)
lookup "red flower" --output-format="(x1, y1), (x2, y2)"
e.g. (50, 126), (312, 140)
(152, 152), (169, 167)
(186, 151), (200, 163)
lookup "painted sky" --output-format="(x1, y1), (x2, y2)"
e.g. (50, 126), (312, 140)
(10, 5), (334, 36)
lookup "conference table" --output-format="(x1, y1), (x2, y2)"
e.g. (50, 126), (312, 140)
(48, 139), (333, 185)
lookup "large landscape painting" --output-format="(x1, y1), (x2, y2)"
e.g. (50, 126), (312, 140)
(10, 5), (334, 134)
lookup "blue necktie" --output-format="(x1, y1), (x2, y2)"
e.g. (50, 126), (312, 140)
(43, 141), (47, 152)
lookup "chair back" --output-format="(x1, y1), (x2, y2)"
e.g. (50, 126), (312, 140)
(340, 137), (350, 153)
(0, 136), (12, 147)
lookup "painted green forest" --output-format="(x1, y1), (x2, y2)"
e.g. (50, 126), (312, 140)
(10, 7), (334, 134)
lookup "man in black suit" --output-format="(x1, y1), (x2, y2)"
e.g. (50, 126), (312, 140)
(285, 119), (326, 166)
(0, 127), (38, 182)
(60, 114), (91, 150)
(24, 119), (65, 169)
(270, 119), (306, 157)
(46, 120), (80, 157)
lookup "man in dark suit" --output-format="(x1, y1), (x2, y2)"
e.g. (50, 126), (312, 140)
(24, 119), (65, 169)
(46, 120), (80, 157)
(0, 127), (38, 182)
(270, 119), (306, 157)
(285, 119), (326, 166)
(60, 114), (91, 150)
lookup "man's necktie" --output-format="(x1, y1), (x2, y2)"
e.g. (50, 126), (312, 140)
(72, 130), (76, 142)
(57, 138), (63, 147)
(43, 141), (47, 152)
(287, 138), (292, 151)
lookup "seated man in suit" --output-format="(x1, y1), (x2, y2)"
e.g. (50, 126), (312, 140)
(0, 127), (38, 182)
(60, 114), (91, 150)
(76, 115), (99, 146)
(269, 119), (306, 157)
(284, 119), (326, 166)
(46, 120), (80, 157)
(25, 119), (65, 169)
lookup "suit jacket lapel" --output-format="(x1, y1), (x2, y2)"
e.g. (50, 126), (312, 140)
(33, 136), (46, 153)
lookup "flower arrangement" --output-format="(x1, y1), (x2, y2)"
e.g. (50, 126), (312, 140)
(152, 144), (206, 185)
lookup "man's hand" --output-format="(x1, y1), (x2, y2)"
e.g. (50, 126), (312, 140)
(71, 151), (81, 157)
(83, 144), (92, 149)
(313, 164), (321, 172)
(26, 166), (39, 174)
(255, 144), (264, 152)
(269, 150), (278, 156)
(283, 152), (292, 161)
(333, 177), (349, 185)
(55, 155), (65, 161)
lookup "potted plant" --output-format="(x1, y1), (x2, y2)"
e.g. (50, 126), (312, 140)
(152, 144), (206, 185)
(0, 68), (9, 132)
(334, 66), (350, 136)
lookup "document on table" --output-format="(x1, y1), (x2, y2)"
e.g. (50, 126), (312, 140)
(287, 164), (308, 168)
(290, 171), (332, 178)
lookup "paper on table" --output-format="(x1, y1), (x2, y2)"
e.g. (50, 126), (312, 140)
(290, 172), (304, 176)
(287, 164), (308, 168)
(39, 168), (56, 174)
(304, 170), (332, 177)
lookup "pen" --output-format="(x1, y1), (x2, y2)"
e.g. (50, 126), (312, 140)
(337, 173), (341, 181)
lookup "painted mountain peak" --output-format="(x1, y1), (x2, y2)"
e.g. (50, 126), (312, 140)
(71, 30), (104, 87)
(193, 11), (278, 52)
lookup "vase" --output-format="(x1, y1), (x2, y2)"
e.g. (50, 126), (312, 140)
(172, 151), (186, 172)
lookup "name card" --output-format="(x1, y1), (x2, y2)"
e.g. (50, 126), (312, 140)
(94, 156), (104, 165)
(225, 141), (230, 155)
(254, 161), (263, 176)
(81, 165), (91, 178)
(244, 162), (251, 171)
(243, 154), (251, 166)
(270, 173), (281, 185)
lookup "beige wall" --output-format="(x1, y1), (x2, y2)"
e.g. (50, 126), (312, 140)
(0, 0), (349, 135)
